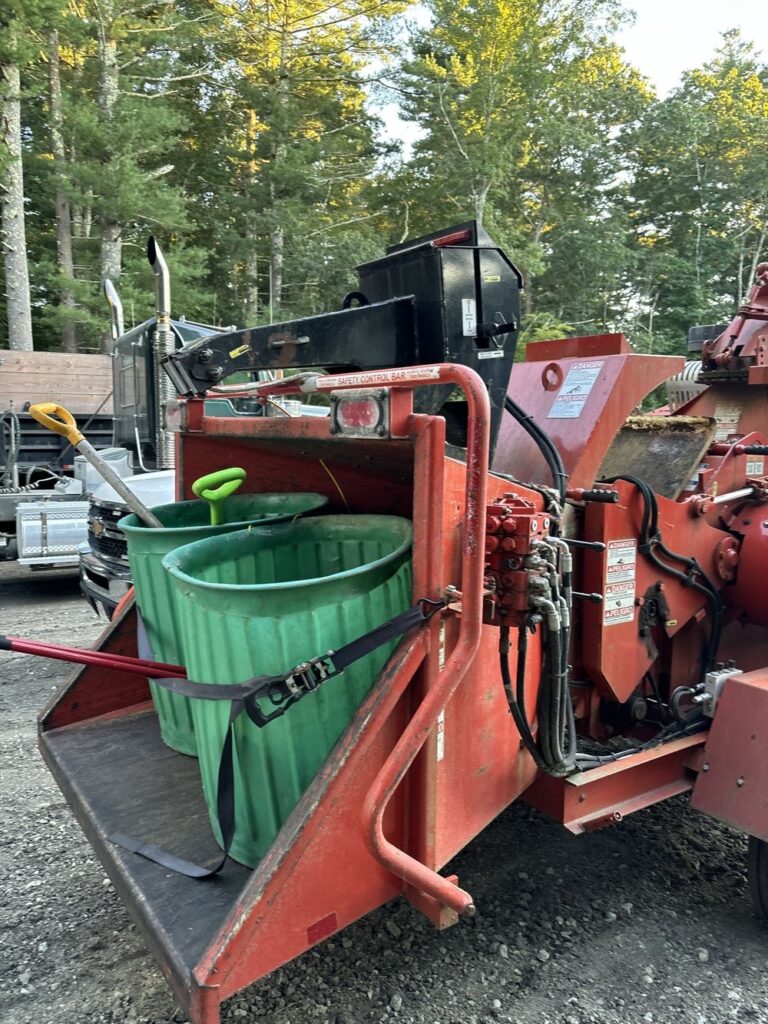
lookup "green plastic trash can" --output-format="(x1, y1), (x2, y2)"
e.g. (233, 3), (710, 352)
(119, 492), (328, 756)
(163, 515), (413, 867)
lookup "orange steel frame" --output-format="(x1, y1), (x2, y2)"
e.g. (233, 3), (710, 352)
(38, 364), (711, 1024)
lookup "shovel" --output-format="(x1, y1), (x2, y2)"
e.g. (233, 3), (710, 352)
(29, 403), (163, 528)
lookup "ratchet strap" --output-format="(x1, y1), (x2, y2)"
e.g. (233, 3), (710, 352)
(110, 598), (444, 878)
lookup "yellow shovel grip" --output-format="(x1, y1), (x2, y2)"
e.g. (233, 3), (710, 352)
(29, 403), (84, 446)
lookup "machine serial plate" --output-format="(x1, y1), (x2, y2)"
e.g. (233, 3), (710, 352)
(462, 298), (477, 337)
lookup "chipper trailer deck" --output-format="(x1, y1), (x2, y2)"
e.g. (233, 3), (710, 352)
(27, 224), (768, 1023)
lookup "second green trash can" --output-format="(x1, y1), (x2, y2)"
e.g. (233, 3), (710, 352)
(120, 491), (328, 756)
(163, 515), (413, 868)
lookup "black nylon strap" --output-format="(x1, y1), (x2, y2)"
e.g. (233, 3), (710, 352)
(331, 603), (430, 673)
(111, 698), (242, 878)
(110, 599), (442, 878)
(139, 601), (441, 720)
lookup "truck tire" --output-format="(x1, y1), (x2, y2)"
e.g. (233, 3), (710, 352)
(747, 835), (768, 922)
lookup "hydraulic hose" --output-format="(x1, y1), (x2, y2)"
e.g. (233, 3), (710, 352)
(603, 474), (723, 675)
(499, 552), (576, 779)
(504, 396), (567, 505)
(499, 624), (548, 771)
(575, 714), (708, 769)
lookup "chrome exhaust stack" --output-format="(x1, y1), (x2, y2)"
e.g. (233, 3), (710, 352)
(103, 279), (125, 343)
(147, 236), (175, 470)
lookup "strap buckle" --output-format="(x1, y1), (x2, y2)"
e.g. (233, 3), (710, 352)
(283, 652), (336, 698)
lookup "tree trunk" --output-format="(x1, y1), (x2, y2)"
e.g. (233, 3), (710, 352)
(748, 224), (767, 292)
(737, 232), (746, 305)
(243, 110), (260, 322)
(49, 32), (77, 353)
(270, 219), (283, 318)
(268, 23), (289, 317)
(243, 239), (259, 322)
(97, 20), (120, 354)
(1, 59), (34, 351)
(70, 144), (92, 240)
(82, 198), (93, 239)
(475, 179), (491, 224)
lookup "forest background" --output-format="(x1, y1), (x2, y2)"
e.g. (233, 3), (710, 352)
(1, 0), (766, 357)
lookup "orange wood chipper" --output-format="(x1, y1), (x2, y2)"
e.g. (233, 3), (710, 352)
(29, 224), (768, 1023)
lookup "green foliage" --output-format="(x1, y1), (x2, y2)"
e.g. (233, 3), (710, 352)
(1, 4), (767, 356)
(624, 31), (768, 354)
(390, 0), (652, 339)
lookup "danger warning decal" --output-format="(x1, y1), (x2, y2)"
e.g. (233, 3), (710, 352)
(603, 538), (636, 626)
(547, 360), (604, 419)
(713, 402), (741, 442)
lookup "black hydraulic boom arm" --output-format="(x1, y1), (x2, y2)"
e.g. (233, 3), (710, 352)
(161, 221), (523, 454)
(162, 297), (417, 398)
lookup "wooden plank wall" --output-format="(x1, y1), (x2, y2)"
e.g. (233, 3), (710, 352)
(0, 350), (113, 414)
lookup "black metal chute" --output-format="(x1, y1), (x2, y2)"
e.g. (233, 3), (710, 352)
(162, 221), (524, 458)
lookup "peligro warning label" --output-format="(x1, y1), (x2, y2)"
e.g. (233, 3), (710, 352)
(547, 360), (604, 419)
(713, 402), (741, 442)
(603, 538), (636, 626)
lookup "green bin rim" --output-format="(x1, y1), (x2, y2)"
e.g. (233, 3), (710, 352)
(118, 491), (328, 538)
(162, 514), (413, 595)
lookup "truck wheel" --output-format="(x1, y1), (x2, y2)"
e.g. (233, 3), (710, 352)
(748, 836), (768, 922)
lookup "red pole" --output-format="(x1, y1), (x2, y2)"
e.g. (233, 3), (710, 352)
(357, 364), (488, 916)
(1, 635), (186, 679)
(307, 363), (488, 916)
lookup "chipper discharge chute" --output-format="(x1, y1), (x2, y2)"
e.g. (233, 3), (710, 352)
(32, 231), (768, 1024)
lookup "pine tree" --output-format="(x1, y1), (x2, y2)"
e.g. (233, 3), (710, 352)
(392, 0), (650, 335)
(1, 17), (34, 350)
(627, 31), (768, 352)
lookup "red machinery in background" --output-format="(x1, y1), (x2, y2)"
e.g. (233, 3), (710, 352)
(35, 230), (768, 1024)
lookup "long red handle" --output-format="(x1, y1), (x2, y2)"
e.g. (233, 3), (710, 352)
(8, 635), (185, 675)
(358, 364), (488, 916)
(1, 635), (187, 679)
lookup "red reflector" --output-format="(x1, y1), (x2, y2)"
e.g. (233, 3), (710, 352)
(432, 229), (471, 248)
(336, 398), (381, 429)
(307, 911), (338, 944)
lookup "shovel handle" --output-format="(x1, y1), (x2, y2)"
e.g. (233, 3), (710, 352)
(192, 467), (246, 504)
(29, 403), (84, 446)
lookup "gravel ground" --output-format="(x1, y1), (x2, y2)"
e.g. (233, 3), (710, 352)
(2, 559), (768, 1024)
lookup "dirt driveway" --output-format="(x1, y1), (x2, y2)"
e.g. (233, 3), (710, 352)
(1, 561), (767, 1024)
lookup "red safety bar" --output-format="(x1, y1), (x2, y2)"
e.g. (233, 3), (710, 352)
(222, 363), (490, 913)
(312, 364), (489, 915)
(204, 364), (489, 917)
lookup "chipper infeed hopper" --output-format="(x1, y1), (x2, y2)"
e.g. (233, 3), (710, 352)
(36, 234), (768, 1023)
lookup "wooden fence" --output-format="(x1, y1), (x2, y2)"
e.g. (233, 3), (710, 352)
(0, 350), (113, 414)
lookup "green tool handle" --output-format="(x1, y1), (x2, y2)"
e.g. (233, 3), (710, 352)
(192, 467), (246, 525)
